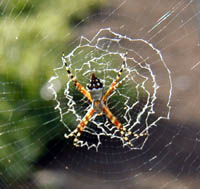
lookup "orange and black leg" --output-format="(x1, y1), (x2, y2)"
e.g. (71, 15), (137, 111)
(62, 53), (92, 102)
(102, 104), (133, 146)
(102, 52), (127, 103)
(64, 107), (95, 146)
(102, 104), (148, 146)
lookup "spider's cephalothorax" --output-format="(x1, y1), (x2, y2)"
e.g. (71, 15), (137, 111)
(87, 73), (103, 114)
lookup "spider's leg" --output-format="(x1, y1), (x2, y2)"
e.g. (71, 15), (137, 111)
(62, 54), (92, 102)
(102, 104), (133, 146)
(64, 107), (95, 147)
(114, 73), (129, 89)
(102, 52), (127, 103)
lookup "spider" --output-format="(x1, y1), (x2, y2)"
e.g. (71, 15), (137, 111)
(62, 52), (145, 147)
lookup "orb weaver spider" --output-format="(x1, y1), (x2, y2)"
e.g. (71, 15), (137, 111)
(62, 52), (146, 147)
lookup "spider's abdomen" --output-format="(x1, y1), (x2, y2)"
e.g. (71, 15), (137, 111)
(87, 73), (104, 113)
(87, 73), (103, 91)
(87, 73), (103, 100)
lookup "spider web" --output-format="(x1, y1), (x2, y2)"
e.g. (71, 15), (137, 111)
(49, 28), (172, 151)
(1, 0), (200, 188)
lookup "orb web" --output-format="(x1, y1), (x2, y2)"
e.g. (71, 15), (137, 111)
(49, 28), (172, 151)
(1, 0), (200, 188)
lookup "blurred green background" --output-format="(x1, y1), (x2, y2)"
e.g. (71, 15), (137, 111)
(0, 0), (106, 183)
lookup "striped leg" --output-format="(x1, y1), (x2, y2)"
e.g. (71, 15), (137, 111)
(62, 54), (92, 103)
(64, 107), (95, 147)
(102, 104), (133, 146)
(114, 73), (130, 89)
(102, 104), (148, 146)
(102, 52), (127, 103)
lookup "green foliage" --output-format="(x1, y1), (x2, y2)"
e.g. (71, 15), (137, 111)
(0, 0), (106, 182)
